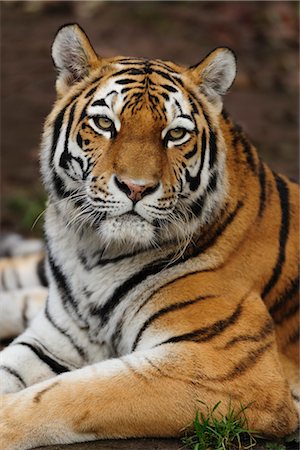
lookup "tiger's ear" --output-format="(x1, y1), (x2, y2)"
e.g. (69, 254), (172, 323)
(52, 24), (100, 95)
(188, 47), (236, 111)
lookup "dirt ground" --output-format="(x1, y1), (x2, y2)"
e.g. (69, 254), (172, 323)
(33, 438), (299, 450)
(1, 1), (299, 234)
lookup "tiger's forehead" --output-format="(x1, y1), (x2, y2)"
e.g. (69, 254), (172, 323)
(87, 58), (192, 122)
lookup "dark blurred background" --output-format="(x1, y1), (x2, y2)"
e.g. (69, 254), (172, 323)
(1, 1), (299, 236)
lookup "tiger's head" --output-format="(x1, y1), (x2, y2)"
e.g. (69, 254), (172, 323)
(42, 24), (236, 251)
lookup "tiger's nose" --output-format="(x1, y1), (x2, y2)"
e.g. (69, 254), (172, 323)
(114, 176), (159, 203)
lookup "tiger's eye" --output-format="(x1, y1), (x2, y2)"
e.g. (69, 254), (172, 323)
(169, 128), (186, 140)
(95, 116), (113, 130)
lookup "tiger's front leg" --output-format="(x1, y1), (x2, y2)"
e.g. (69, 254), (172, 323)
(0, 314), (298, 450)
(0, 284), (97, 394)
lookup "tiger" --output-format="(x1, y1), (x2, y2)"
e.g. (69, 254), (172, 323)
(0, 23), (299, 450)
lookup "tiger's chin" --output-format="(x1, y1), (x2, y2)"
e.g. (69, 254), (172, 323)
(96, 213), (157, 250)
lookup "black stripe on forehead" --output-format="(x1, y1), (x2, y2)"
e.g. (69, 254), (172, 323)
(91, 99), (108, 107)
(115, 57), (179, 73)
(115, 78), (138, 85)
(112, 68), (146, 77)
(110, 59), (183, 90)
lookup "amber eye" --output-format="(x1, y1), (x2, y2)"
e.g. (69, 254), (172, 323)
(168, 128), (187, 141)
(93, 116), (114, 130)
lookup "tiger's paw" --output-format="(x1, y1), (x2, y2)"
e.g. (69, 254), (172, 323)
(0, 392), (44, 450)
(0, 393), (25, 450)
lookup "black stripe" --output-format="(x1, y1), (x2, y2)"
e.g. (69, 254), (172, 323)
(145, 357), (164, 375)
(221, 108), (230, 122)
(17, 342), (69, 374)
(50, 102), (71, 199)
(121, 99), (135, 115)
(37, 258), (48, 287)
(262, 174), (290, 299)
(232, 125), (257, 174)
(115, 59), (148, 65)
(240, 135), (257, 173)
(92, 200), (243, 327)
(47, 243), (84, 323)
(193, 200), (244, 253)
(59, 104), (76, 170)
(50, 104), (69, 163)
(195, 103), (218, 169)
(76, 132), (83, 148)
(79, 248), (143, 270)
(209, 341), (272, 382)
(91, 99), (108, 107)
(258, 160), (267, 217)
(207, 172), (218, 192)
(52, 171), (70, 199)
(189, 194), (206, 218)
(82, 76), (102, 98)
(49, 74), (102, 196)
(133, 268), (215, 317)
(273, 301), (299, 325)
(208, 129), (218, 169)
(287, 327), (299, 344)
(111, 318), (123, 356)
(115, 78), (138, 85)
(112, 68), (145, 77)
(44, 300), (87, 360)
(161, 84), (177, 93)
(132, 295), (213, 351)
(154, 69), (184, 87)
(115, 59), (178, 73)
(188, 93), (200, 116)
(269, 276), (299, 316)
(185, 129), (206, 192)
(159, 299), (243, 346)
(84, 85), (98, 98)
(49, 85), (91, 163)
(0, 365), (26, 388)
(121, 87), (133, 94)
(90, 260), (169, 325)
(223, 318), (273, 349)
(184, 144), (198, 160)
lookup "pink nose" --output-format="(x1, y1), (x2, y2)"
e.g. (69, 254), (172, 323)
(114, 176), (159, 203)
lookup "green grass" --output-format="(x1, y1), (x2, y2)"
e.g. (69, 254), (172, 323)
(181, 401), (257, 450)
(265, 443), (286, 450)
(181, 400), (299, 450)
(4, 190), (46, 236)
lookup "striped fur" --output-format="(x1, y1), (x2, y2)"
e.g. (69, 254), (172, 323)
(0, 24), (298, 449)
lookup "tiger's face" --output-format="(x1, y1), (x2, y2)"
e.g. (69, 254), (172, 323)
(42, 24), (236, 250)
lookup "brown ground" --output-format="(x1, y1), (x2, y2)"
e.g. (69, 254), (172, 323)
(33, 438), (298, 450)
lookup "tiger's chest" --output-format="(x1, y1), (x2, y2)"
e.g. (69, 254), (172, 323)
(45, 205), (218, 356)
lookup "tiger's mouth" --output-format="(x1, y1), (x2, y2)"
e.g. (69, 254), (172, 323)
(116, 211), (146, 224)
(124, 211), (139, 218)
(118, 209), (155, 225)
(95, 211), (156, 249)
